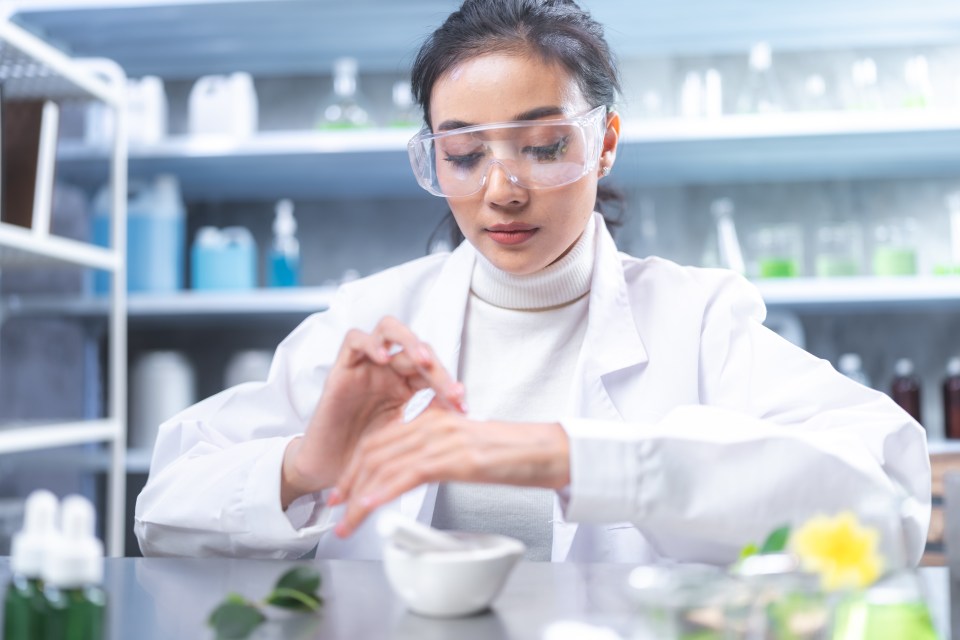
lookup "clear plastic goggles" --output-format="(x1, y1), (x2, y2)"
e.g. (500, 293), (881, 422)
(407, 105), (607, 198)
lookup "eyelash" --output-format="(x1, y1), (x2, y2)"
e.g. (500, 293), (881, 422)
(442, 136), (569, 168)
(524, 137), (568, 162)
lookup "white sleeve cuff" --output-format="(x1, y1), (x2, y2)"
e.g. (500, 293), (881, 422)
(237, 437), (336, 552)
(558, 417), (652, 523)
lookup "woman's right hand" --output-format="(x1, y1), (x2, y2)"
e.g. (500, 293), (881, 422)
(280, 316), (465, 509)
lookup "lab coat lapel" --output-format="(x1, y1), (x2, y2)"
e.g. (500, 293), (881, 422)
(399, 242), (476, 524)
(554, 215), (649, 561)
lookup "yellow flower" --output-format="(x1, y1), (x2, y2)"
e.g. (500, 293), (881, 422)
(792, 511), (884, 591)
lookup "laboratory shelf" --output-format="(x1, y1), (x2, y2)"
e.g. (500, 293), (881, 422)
(54, 111), (960, 199)
(41, 446), (153, 474)
(12, 0), (960, 77)
(57, 129), (423, 200)
(755, 276), (960, 311)
(0, 17), (120, 102)
(124, 286), (336, 318)
(0, 419), (120, 455)
(1, 287), (336, 323)
(8, 279), (960, 321)
(617, 110), (960, 186)
(0, 221), (119, 270)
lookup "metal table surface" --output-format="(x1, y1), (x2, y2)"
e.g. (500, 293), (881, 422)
(0, 558), (956, 639)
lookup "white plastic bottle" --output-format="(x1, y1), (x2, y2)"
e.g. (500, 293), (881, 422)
(838, 353), (872, 388)
(4, 490), (59, 640)
(40, 495), (106, 640)
(268, 199), (301, 288)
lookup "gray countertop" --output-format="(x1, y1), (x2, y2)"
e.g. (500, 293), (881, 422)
(1, 558), (956, 639)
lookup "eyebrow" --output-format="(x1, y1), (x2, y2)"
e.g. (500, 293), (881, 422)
(436, 106), (566, 132)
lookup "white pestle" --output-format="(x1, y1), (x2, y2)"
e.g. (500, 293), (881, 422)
(377, 512), (469, 553)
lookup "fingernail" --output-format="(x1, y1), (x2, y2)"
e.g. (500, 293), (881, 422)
(327, 489), (341, 505)
(418, 345), (432, 365)
(334, 523), (348, 538)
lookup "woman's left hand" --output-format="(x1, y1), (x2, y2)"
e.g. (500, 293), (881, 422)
(327, 405), (571, 537)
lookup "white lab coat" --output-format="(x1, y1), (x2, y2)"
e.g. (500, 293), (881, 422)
(135, 214), (931, 564)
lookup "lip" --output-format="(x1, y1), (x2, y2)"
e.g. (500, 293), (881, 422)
(485, 223), (538, 246)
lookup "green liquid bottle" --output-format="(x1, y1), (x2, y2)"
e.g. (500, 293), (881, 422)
(39, 495), (106, 640)
(4, 490), (59, 640)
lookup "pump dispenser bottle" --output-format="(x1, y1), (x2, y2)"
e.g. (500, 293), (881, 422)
(944, 357), (960, 439)
(838, 353), (872, 388)
(40, 495), (106, 640)
(891, 358), (923, 426)
(4, 490), (58, 640)
(268, 199), (300, 288)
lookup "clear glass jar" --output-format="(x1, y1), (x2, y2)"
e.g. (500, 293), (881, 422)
(749, 224), (804, 278)
(872, 218), (918, 276)
(815, 222), (863, 277)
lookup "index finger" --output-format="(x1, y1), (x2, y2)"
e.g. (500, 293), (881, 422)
(375, 316), (467, 412)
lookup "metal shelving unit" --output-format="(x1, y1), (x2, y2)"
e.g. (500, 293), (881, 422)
(0, 17), (127, 557)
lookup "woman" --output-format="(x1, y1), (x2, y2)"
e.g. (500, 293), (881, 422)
(135, 0), (930, 564)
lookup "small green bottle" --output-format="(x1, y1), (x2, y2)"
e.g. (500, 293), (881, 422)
(40, 495), (106, 640)
(4, 490), (59, 640)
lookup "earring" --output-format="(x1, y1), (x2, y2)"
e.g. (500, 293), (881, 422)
(601, 166), (611, 177)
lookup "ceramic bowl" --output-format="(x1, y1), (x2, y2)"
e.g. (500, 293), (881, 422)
(383, 532), (525, 618)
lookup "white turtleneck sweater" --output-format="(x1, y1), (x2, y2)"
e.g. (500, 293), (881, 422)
(431, 220), (596, 560)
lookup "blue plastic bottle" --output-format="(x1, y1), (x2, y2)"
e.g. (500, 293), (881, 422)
(91, 174), (185, 294)
(268, 199), (300, 287)
(191, 226), (257, 290)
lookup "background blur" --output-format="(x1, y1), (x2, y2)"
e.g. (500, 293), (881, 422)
(1, 0), (960, 557)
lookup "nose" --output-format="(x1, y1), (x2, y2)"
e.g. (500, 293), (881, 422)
(481, 160), (527, 208)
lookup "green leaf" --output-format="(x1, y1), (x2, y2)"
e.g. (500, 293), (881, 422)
(738, 542), (759, 561)
(265, 587), (323, 612)
(760, 525), (791, 554)
(207, 601), (266, 640)
(274, 566), (321, 596)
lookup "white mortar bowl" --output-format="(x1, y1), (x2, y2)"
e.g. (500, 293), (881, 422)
(383, 532), (525, 618)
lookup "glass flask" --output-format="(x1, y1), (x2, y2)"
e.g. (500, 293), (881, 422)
(736, 42), (785, 114)
(316, 57), (372, 129)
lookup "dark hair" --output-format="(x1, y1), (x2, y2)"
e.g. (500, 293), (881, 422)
(413, 0), (626, 250)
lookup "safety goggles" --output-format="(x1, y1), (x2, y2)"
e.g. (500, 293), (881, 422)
(407, 105), (607, 198)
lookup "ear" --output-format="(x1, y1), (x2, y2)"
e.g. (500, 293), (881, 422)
(598, 110), (621, 177)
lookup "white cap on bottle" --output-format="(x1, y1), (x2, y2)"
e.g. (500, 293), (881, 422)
(894, 358), (915, 377)
(274, 199), (297, 238)
(749, 42), (772, 71)
(947, 357), (960, 377)
(11, 490), (59, 578)
(838, 353), (862, 375)
(42, 495), (104, 588)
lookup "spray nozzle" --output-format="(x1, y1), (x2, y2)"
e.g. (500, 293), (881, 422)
(274, 199), (297, 237)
